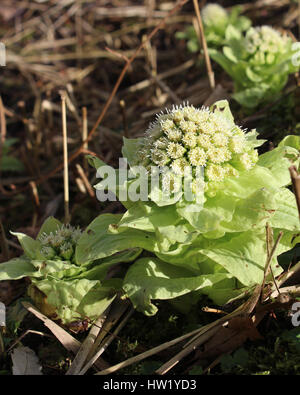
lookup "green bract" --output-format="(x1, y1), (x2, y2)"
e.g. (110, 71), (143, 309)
(176, 4), (251, 52)
(87, 100), (300, 315)
(209, 25), (299, 108)
(0, 217), (142, 325)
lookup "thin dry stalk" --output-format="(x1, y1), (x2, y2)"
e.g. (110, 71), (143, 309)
(289, 165), (300, 218)
(60, 91), (70, 224)
(0, 96), (6, 171)
(119, 100), (129, 138)
(82, 106), (88, 172)
(75, 163), (95, 198)
(261, 230), (284, 302)
(265, 223), (280, 296)
(7, 330), (53, 353)
(192, 0), (215, 89)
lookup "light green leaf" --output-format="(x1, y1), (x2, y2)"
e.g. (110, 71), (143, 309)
(77, 287), (116, 319)
(75, 213), (158, 265)
(225, 24), (242, 41)
(270, 189), (300, 232)
(223, 46), (238, 63)
(77, 248), (143, 281)
(37, 217), (63, 239)
(210, 99), (235, 125)
(0, 257), (40, 281)
(30, 260), (84, 279)
(122, 137), (144, 166)
(33, 278), (99, 324)
(222, 165), (283, 199)
(220, 188), (278, 233)
(10, 232), (42, 259)
(201, 230), (283, 286)
(123, 257), (235, 315)
(257, 145), (299, 187)
(278, 135), (300, 151)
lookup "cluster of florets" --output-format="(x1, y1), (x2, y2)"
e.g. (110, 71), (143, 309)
(38, 224), (82, 262)
(136, 105), (258, 192)
(202, 3), (228, 28)
(245, 26), (291, 62)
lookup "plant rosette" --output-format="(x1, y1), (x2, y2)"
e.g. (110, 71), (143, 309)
(176, 3), (251, 52)
(85, 100), (300, 315)
(209, 25), (300, 108)
(0, 217), (142, 326)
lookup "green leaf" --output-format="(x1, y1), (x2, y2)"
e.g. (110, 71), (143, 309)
(77, 286), (116, 320)
(10, 232), (42, 259)
(0, 257), (40, 281)
(245, 67), (263, 83)
(37, 217), (63, 239)
(257, 145), (299, 187)
(31, 260), (84, 279)
(223, 46), (238, 63)
(221, 165), (284, 199)
(278, 135), (300, 151)
(220, 188), (278, 233)
(177, 192), (237, 234)
(210, 99), (235, 125)
(33, 278), (100, 324)
(201, 230), (283, 287)
(123, 257), (235, 315)
(225, 25), (242, 41)
(270, 189), (300, 231)
(75, 213), (158, 265)
(77, 248), (143, 281)
(122, 137), (144, 166)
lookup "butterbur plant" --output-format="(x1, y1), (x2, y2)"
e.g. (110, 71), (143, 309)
(209, 25), (300, 108)
(176, 3), (251, 52)
(0, 217), (141, 326)
(85, 100), (300, 315)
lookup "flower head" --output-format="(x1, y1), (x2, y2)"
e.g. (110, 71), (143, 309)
(245, 26), (291, 56)
(39, 224), (82, 262)
(202, 4), (228, 28)
(135, 102), (260, 194)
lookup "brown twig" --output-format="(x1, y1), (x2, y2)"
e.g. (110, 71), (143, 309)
(289, 165), (300, 219)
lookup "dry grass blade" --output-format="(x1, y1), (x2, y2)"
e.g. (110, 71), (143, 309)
(155, 325), (220, 375)
(66, 307), (110, 375)
(79, 307), (134, 375)
(94, 325), (209, 375)
(86, 299), (130, 363)
(22, 302), (81, 354)
(21, 302), (109, 371)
